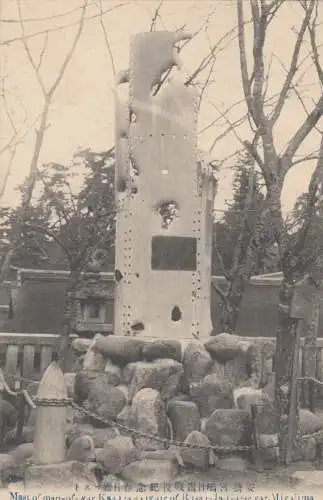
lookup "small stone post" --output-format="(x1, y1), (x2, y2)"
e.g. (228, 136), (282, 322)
(33, 361), (68, 465)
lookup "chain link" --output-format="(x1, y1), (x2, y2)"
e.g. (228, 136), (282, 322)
(8, 373), (323, 455)
(297, 376), (323, 387)
(69, 400), (254, 452)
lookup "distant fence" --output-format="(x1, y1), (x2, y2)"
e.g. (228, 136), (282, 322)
(0, 333), (64, 385)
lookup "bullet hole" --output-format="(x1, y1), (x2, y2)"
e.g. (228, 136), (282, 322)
(131, 186), (138, 194)
(130, 111), (137, 123)
(131, 321), (145, 332)
(130, 156), (140, 176)
(116, 177), (127, 192)
(135, 272), (140, 278)
(115, 269), (124, 282)
(171, 306), (182, 322)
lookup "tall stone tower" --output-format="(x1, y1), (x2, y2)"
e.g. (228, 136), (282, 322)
(114, 32), (216, 341)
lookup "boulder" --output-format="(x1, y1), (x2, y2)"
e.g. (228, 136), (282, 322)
(123, 359), (183, 401)
(235, 387), (277, 434)
(95, 436), (137, 475)
(182, 342), (213, 391)
(94, 335), (145, 365)
(74, 370), (121, 403)
(142, 340), (182, 362)
(168, 394), (192, 406)
(66, 423), (118, 448)
(66, 435), (96, 462)
(216, 456), (249, 472)
(132, 388), (167, 451)
(121, 459), (179, 485)
(167, 401), (200, 441)
(299, 409), (323, 435)
(204, 333), (248, 362)
(189, 374), (234, 417)
(179, 431), (214, 470)
(136, 449), (178, 462)
(71, 338), (92, 354)
(85, 384), (127, 421)
(24, 461), (102, 489)
(10, 443), (34, 465)
(205, 409), (252, 448)
(233, 386), (263, 407)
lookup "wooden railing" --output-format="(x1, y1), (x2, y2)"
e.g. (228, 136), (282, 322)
(0, 333), (71, 386)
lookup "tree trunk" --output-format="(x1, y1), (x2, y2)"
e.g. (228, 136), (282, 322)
(221, 277), (244, 333)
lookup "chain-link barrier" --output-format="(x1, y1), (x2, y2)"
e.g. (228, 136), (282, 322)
(3, 370), (323, 456)
(297, 376), (323, 387)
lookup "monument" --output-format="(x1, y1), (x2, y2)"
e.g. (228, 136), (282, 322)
(114, 32), (216, 340)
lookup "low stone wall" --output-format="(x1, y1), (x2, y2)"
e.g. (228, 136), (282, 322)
(1, 333), (323, 489)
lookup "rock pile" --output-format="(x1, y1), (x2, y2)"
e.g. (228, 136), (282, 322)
(1, 333), (323, 488)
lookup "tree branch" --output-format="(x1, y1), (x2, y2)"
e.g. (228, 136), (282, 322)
(270, 0), (316, 125)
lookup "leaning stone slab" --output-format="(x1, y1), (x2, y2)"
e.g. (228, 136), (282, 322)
(132, 388), (167, 451)
(24, 460), (101, 488)
(167, 400), (200, 441)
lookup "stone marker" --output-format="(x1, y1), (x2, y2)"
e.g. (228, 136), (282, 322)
(32, 361), (68, 465)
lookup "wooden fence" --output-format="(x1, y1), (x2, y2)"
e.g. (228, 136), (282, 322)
(0, 333), (69, 386)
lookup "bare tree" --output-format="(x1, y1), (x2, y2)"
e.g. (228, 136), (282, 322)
(235, 0), (323, 462)
(0, 0), (89, 281)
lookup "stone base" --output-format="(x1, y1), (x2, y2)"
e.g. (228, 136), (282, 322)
(24, 460), (101, 489)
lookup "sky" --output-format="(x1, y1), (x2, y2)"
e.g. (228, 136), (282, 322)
(0, 0), (322, 218)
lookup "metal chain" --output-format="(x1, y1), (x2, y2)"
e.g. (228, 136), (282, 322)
(297, 376), (323, 387)
(69, 400), (254, 452)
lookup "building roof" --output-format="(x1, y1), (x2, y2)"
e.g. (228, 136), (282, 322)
(1, 268), (114, 334)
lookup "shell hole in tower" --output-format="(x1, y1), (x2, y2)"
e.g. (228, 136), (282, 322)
(115, 269), (124, 282)
(131, 321), (145, 332)
(116, 177), (127, 192)
(171, 306), (182, 322)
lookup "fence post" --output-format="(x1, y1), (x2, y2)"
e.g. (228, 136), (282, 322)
(33, 361), (68, 465)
